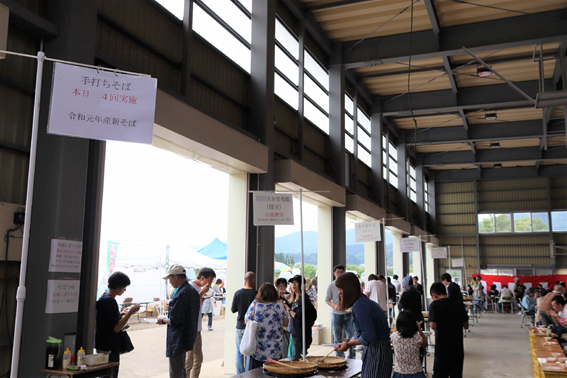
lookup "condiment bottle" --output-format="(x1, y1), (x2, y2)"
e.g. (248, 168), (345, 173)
(76, 347), (85, 365)
(62, 348), (71, 369)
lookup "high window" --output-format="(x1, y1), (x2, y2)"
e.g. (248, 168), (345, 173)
(303, 51), (329, 134)
(408, 163), (416, 203)
(552, 211), (567, 231)
(388, 141), (398, 188)
(274, 19), (299, 109)
(192, 0), (252, 72)
(357, 108), (371, 167)
(479, 212), (549, 233)
(344, 94), (354, 153)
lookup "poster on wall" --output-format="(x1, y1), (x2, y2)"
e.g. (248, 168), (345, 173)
(48, 239), (82, 273)
(252, 192), (294, 226)
(47, 62), (157, 144)
(45, 280), (80, 314)
(431, 247), (447, 259)
(400, 238), (421, 253)
(355, 221), (381, 243)
(452, 258), (464, 267)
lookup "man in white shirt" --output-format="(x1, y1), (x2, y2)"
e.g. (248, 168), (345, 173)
(186, 267), (216, 378)
(365, 274), (387, 314)
(392, 274), (402, 295)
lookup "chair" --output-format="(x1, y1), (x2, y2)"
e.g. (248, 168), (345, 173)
(153, 297), (164, 317)
(500, 297), (513, 313)
(520, 306), (535, 328)
(487, 296), (498, 313)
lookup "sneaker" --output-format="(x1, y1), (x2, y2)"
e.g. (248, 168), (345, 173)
(208, 328), (213, 331)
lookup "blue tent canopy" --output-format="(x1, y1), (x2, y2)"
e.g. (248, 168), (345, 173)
(197, 238), (227, 260)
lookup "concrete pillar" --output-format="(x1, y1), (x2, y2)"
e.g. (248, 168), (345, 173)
(425, 244), (435, 299)
(413, 243), (423, 283)
(224, 173), (249, 375)
(317, 205), (333, 344)
(17, 1), (98, 376)
(392, 231), (404, 279)
(364, 242), (377, 278)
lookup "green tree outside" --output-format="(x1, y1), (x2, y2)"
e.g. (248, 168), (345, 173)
(495, 214), (511, 232)
(479, 215), (495, 233)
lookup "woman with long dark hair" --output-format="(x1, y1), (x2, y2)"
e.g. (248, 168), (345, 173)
(334, 272), (392, 378)
(285, 275), (317, 358)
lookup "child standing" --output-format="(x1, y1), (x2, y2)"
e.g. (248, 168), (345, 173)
(391, 310), (427, 378)
(202, 294), (216, 331)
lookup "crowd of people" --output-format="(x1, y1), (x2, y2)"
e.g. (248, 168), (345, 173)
(95, 266), (478, 378)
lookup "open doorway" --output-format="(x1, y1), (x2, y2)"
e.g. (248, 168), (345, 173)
(97, 141), (229, 378)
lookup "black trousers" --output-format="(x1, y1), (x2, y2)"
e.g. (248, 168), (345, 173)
(108, 351), (120, 377)
(433, 356), (464, 378)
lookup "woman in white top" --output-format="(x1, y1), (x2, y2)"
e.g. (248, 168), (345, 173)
(365, 274), (387, 314)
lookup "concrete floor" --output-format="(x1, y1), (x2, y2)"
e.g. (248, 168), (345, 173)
(118, 311), (533, 378)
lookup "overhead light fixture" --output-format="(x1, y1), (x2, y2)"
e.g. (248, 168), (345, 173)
(485, 112), (497, 121)
(476, 66), (493, 77)
(535, 90), (567, 108)
(494, 163), (502, 169)
(489, 142), (500, 149)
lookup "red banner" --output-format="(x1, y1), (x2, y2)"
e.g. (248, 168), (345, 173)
(471, 274), (567, 293)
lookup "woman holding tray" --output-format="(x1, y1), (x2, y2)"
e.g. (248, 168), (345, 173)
(334, 272), (392, 378)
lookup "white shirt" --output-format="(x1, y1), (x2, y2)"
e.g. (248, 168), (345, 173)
(559, 308), (567, 319)
(365, 280), (387, 311)
(392, 279), (402, 294)
(190, 281), (204, 332)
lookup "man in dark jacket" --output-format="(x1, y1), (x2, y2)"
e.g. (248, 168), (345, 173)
(441, 273), (463, 304)
(157, 264), (200, 378)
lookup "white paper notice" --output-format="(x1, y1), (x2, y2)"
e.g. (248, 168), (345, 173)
(47, 62), (157, 144)
(49, 239), (82, 273)
(253, 192), (294, 226)
(45, 280), (80, 314)
(431, 247), (448, 259)
(400, 238), (421, 253)
(494, 282), (502, 292)
(452, 258), (464, 267)
(355, 221), (381, 243)
(540, 282), (549, 289)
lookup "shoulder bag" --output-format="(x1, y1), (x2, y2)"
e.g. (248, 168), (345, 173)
(240, 301), (259, 356)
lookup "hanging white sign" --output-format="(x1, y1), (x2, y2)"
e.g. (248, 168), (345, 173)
(431, 247), (448, 259)
(452, 258), (465, 268)
(45, 279), (80, 314)
(355, 221), (381, 243)
(48, 239), (82, 273)
(252, 192), (294, 226)
(400, 238), (421, 253)
(47, 62), (157, 144)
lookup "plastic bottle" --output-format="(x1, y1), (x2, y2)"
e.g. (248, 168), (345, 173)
(76, 347), (85, 366)
(547, 327), (552, 337)
(62, 348), (71, 369)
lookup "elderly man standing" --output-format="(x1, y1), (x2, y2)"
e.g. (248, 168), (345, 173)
(158, 264), (200, 378)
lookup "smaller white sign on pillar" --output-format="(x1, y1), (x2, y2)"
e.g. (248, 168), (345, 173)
(431, 247), (448, 259)
(45, 280), (80, 314)
(452, 258), (465, 268)
(355, 221), (381, 243)
(400, 238), (421, 253)
(253, 192), (294, 226)
(49, 239), (83, 273)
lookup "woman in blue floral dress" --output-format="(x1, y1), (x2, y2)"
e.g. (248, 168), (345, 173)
(245, 283), (289, 371)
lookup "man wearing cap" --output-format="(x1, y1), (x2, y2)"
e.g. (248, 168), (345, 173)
(521, 288), (537, 318)
(514, 277), (526, 313)
(157, 264), (200, 378)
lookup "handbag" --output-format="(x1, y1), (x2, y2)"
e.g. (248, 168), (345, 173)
(240, 301), (258, 357)
(119, 329), (134, 354)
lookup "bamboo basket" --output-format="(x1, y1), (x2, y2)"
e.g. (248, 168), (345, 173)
(304, 356), (346, 369)
(263, 361), (318, 375)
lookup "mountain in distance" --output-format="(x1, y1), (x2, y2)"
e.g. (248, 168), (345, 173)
(275, 229), (392, 267)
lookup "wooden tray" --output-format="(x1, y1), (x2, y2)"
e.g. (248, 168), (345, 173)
(304, 356), (347, 369)
(263, 361), (318, 376)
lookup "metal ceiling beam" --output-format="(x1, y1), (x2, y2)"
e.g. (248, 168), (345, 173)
(307, 0), (375, 11)
(281, 0), (332, 56)
(337, 10), (567, 69)
(422, 146), (567, 167)
(0, 0), (58, 38)
(382, 79), (553, 116)
(402, 119), (565, 145)
(433, 165), (567, 181)
(423, 0), (440, 36)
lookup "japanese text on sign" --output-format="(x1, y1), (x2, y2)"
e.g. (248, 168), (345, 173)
(355, 221), (382, 243)
(45, 280), (80, 314)
(400, 238), (421, 253)
(49, 239), (82, 273)
(253, 192), (294, 226)
(48, 62), (157, 144)
(431, 247), (448, 259)
(452, 258), (465, 268)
